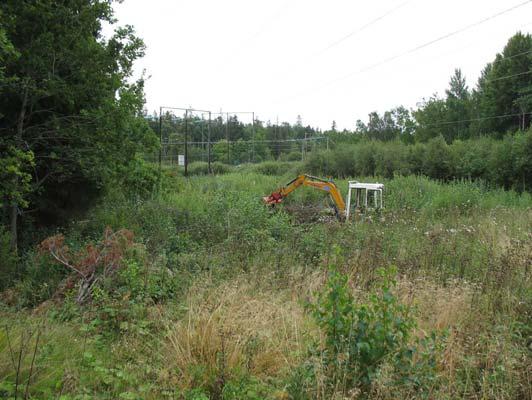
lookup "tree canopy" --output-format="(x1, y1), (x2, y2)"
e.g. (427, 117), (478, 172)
(0, 0), (157, 250)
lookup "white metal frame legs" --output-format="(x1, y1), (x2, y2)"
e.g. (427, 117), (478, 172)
(345, 181), (384, 221)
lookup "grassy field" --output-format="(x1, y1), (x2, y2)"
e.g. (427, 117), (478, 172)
(1, 167), (531, 399)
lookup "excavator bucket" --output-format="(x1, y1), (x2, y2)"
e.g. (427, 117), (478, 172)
(263, 191), (283, 205)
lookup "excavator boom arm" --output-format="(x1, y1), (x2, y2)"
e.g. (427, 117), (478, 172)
(263, 174), (346, 218)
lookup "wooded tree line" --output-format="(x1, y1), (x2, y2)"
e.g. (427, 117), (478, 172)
(152, 32), (531, 147)
(150, 32), (532, 186)
(353, 31), (531, 143)
(0, 0), (157, 252)
(149, 114), (322, 164)
(306, 131), (532, 192)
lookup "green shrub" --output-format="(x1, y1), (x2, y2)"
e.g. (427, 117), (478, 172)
(307, 264), (439, 394)
(88, 258), (180, 336)
(353, 142), (377, 176)
(511, 129), (532, 191)
(423, 135), (452, 180)
(297, 225), (330, 264)
(331, 145), (357, 177)
(188, 161), (210, 175)
(8, 250), (67, 308)
(0, 227), (18, 291)
(221, 376), (275, 400)
(450, 138), (492, 180)
(303, 150), (335, 176)
(117, 157), (159, 199)
(281, 151), (303, 162)
(252, 161), (294, 175)
(174, 161), (233, 176)
(374, 141), (411, 178)
(211, 161), (233, 175)
(408, 143), (426, 175)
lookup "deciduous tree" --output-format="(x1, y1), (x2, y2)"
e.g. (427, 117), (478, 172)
(0, 0), (157, 251)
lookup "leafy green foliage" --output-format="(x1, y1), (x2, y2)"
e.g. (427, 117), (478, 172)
(187, 161), (211, 175)
(251, 160), (300, 175)
(0, 171), (529, 399)
(423, 135), (452, 180)
(0, 227), (18, 290)
(5, 249), (66, 308)
(186, 161), (234, 175)
(305, 129), (532, 191)
(0, 0), (157, 244)
(355, 107), (416, 142)
(475, 32), (532, 135)
(116, 157), (159, 199)
(0, 146), (34, 208)
(309, 265), (416, 391)
(220, 376), (276, 400)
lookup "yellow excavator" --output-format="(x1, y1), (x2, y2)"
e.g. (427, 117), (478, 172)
(262, 174), (346, 220)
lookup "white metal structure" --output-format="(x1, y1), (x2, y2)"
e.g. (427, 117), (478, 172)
(345, 181), (384, 221)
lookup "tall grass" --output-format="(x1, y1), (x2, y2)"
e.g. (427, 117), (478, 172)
(1, 168), (530, 399)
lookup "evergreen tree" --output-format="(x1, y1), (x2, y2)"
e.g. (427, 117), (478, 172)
(476, 32), (532, 136)
(445, 69), (471, 141)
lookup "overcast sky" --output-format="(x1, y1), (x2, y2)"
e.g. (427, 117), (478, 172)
(108, 0), (532, 130)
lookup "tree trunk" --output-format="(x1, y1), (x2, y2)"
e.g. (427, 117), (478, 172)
(9, 204), (18, 253)
(9, 84), (29, 254)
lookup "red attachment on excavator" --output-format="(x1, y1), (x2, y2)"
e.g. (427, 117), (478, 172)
(262, 191), (283, 205)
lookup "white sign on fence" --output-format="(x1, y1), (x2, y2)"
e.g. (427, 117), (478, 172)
(178, 154), (185, 166)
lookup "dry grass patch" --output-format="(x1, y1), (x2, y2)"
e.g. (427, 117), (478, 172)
(160, 278), (314, 390)
(397, 277), (476, 331)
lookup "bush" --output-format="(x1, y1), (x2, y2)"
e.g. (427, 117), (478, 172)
(172, 161), (233, 176)
(0, 227), (18, 291)
(88, 256), (180, 335)
(7, 250), (67, 308)
(39, 228), (137, 305)
(512, 129), (532, 191)
(252, 161), (294, 175)
(188, 161), (210, 175)
(374, 141), (411, 178)
(301, 132), (532, 191)
(423, 136), (452, 180)
(117, 157), (159, 199)
(211, 161), (233, 175)
(303, 150), (335, 176)
(307, 264), (440, 395)
(353, 142), (377, 176)
(331, 145), (357, 177)
(450, 138), (492, 180)
(280, 151), (303, 162)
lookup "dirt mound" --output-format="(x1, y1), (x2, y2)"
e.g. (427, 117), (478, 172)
(283, 204), (338, 224)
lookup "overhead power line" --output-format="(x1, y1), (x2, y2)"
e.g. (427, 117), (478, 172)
(214, 0), (296, 72)
(165, 137), (326, 145)
(312, 0), (412, 58)
(268, 1), (413, 81)
(277, 0), (532, 102)
(493, 48), (532, 62)
(327, 0), (532, 87)
(485, 70), (532, 83)
(420, 112), (532, 128)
